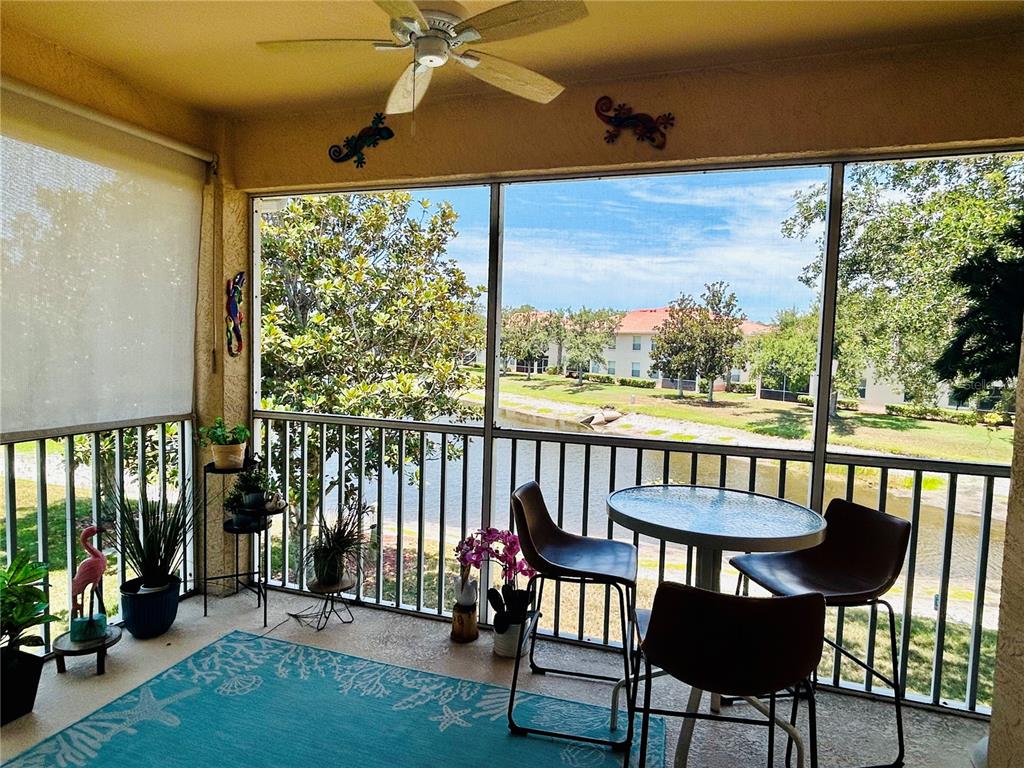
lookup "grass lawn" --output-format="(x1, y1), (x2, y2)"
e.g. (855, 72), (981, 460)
(495, 374), (1013, 464)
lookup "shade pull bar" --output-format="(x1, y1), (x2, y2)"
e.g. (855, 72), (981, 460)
(1, 77), (217, 164)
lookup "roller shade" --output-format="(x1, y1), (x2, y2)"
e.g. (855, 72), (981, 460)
(1, 88), (205, 437)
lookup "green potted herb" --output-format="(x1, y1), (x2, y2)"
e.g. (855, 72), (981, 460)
(1, 553), (58, 724)
(302, 502), (373, 589)
(198, 417), (251, 469)
(102, 477), (191, 639)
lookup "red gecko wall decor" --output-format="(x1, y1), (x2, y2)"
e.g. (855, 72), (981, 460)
(595, 96), (674, 150)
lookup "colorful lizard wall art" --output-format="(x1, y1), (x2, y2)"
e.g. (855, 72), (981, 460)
(595, 96), (674, 150)
(225, 271), (244, 358)
(329, 113), (395, 168)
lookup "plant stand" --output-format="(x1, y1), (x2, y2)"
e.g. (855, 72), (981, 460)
(288, 577), (356, 631)
(202, 461), (286, 628)
(52, 626), (122, 676)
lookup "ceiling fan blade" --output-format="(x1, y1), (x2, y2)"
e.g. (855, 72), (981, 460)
(258, 39), (388, 52)
(453, 1), (587, 44)
(457, 51), (563, 104)
(385, 62), (433, 114)
(374, 1), (428, 34)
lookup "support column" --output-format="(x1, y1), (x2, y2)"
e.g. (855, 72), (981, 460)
(988, 332), (1024, 767)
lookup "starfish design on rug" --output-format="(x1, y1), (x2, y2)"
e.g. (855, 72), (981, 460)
(100, 685), (199, 731)
(430, 704), (471, 732)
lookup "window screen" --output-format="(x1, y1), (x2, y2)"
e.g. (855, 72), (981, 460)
(1, 89), (205, 436)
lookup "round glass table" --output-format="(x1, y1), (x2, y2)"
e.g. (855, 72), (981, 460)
(607, 484), (826, 593)
(607, 483), (827, 739)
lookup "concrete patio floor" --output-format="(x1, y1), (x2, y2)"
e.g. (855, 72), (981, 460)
(2, 590), (987, 766)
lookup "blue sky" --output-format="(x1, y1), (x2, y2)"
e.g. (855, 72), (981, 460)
(413, 165), (829, 323)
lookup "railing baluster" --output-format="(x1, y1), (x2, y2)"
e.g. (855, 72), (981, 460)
(376, 428), (385, 603)
(689, 452), (698, 485)
(282, 421), (291, 588)
(299, 422), (308, 591)
(91, 433), (104, 589)
(865, 467), (888, 692)
(898, 470), (923, 697)
(554, 442), (566, 636)
(508, 438), (517, 530)
(659, 451), (669, 584)
(5, 444), (17, 563)
(263, 419), (273, 589)
(416, 434), (426, 612)
(633, 449), (643, 557)
(778, 458), (787, 499)
(136, 426), (147, 539)
(357, 426), (365, 603)
(64, 436), (76, 626)
(718, 454), (727, 487)
(748, 457), (757, 492)
(115, 430), (126, 584)
(579, 444), (591, 640)
(437, 432), (446, 616)
(932, 473), (958, 705)
(460, 434), (469, 541)
(534, 440), (542, 482)
(604, 445), (616, 645)
(158, 423), (167, 508)
(396, 429), (405, 607)
(36, 440), (50, 648)
(966, 475), (994, 710)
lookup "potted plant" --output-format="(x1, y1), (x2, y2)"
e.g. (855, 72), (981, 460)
(103, 476), (191, 639)
(224, 459), (279, 528)
(455, 528), (536, 657)
(302, 501), (372, 589)
(199, 417), (251, 469)
(1, 553), (58, 724)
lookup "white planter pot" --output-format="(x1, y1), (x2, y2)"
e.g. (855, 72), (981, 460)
(492, 623), (527, 658)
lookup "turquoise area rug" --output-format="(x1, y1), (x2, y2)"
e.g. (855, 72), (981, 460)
(8, 630), (664, 767)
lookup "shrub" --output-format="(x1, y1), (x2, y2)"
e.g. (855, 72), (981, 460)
(731, 382), (756, 394)
(617, 377), (656, 389)
(884, 403), (980, 425)
(545, 366), (561, 376)
(797, 395), (814, 406)
(837, 399), (859, 411)
(980, 411), (1013, 427)
(583, 373), (615, 384)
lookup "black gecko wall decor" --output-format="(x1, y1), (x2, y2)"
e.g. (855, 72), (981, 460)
(328, 112), (395, 168)
(594, 96), (674, 150)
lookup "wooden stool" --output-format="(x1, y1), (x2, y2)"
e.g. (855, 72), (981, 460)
(53, 626), (122, 676)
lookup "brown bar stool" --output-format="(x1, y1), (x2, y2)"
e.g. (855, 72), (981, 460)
(507, 480), (640, 752)
(634, 582), (826, 768)
(730, 498), (911, 768)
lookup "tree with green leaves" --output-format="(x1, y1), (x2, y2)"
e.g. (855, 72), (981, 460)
(783, 154), (1024, 403)
(259, 192), (485, 516)
(500, 306), (550, 379)
(542, 308), (569, 372)
(746, 308), (817, 395)
(563, 307), (623, 384)
(652, 281), (745, 402)
(934, 213), (1024, 407)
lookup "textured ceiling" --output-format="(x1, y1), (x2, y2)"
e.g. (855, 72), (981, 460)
(3, 1), (1023, 115)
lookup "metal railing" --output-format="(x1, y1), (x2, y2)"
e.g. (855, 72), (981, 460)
(0, 417), (196, 651)
(253, 408), (1006, 715)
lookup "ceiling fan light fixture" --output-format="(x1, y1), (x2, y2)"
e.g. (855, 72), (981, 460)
(415, 35), (450, 68)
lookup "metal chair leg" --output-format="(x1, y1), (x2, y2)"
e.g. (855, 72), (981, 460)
(807, 679), (819, 768)
(767, 693), (776, 768)
(528, 576), (546, 674)
(786, 683), (801, 768)
(884, 600), (906, 768)
(637, 658), (654, 768)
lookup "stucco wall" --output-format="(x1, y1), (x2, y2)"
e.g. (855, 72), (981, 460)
(230, 32), (1023, 193)
(989, 333), (1024, 767)
(0, 23), (214, 152)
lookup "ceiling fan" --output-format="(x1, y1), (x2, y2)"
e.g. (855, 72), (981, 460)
(259, 1), (588, 114)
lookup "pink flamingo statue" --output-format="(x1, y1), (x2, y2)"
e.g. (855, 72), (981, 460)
(71, 526), (107, 619)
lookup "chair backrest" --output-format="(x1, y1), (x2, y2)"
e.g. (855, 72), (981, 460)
(642, 582), (825, 697)
(819, 498), (912, 597)
(510, 481), (564, 575)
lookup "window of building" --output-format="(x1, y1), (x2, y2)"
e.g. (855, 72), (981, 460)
(730, 368), (742, 383)
(631, 362), (641, 378)
(857, 378), (867, 399)
(607, 360), (616, 375)
(632, 335), (641, 351)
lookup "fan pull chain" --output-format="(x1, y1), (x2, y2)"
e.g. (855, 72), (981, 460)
(411, 62), (417, 137)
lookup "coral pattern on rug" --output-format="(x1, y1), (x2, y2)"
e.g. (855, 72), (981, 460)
(8, 630), (663, 767)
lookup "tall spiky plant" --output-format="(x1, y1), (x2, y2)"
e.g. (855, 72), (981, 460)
(101, 472), (192, 589)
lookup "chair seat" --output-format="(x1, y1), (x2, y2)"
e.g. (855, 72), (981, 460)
(635, 607), (651, 639)
(730, 551), (890, 606)
(538, 535), (638, 586)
